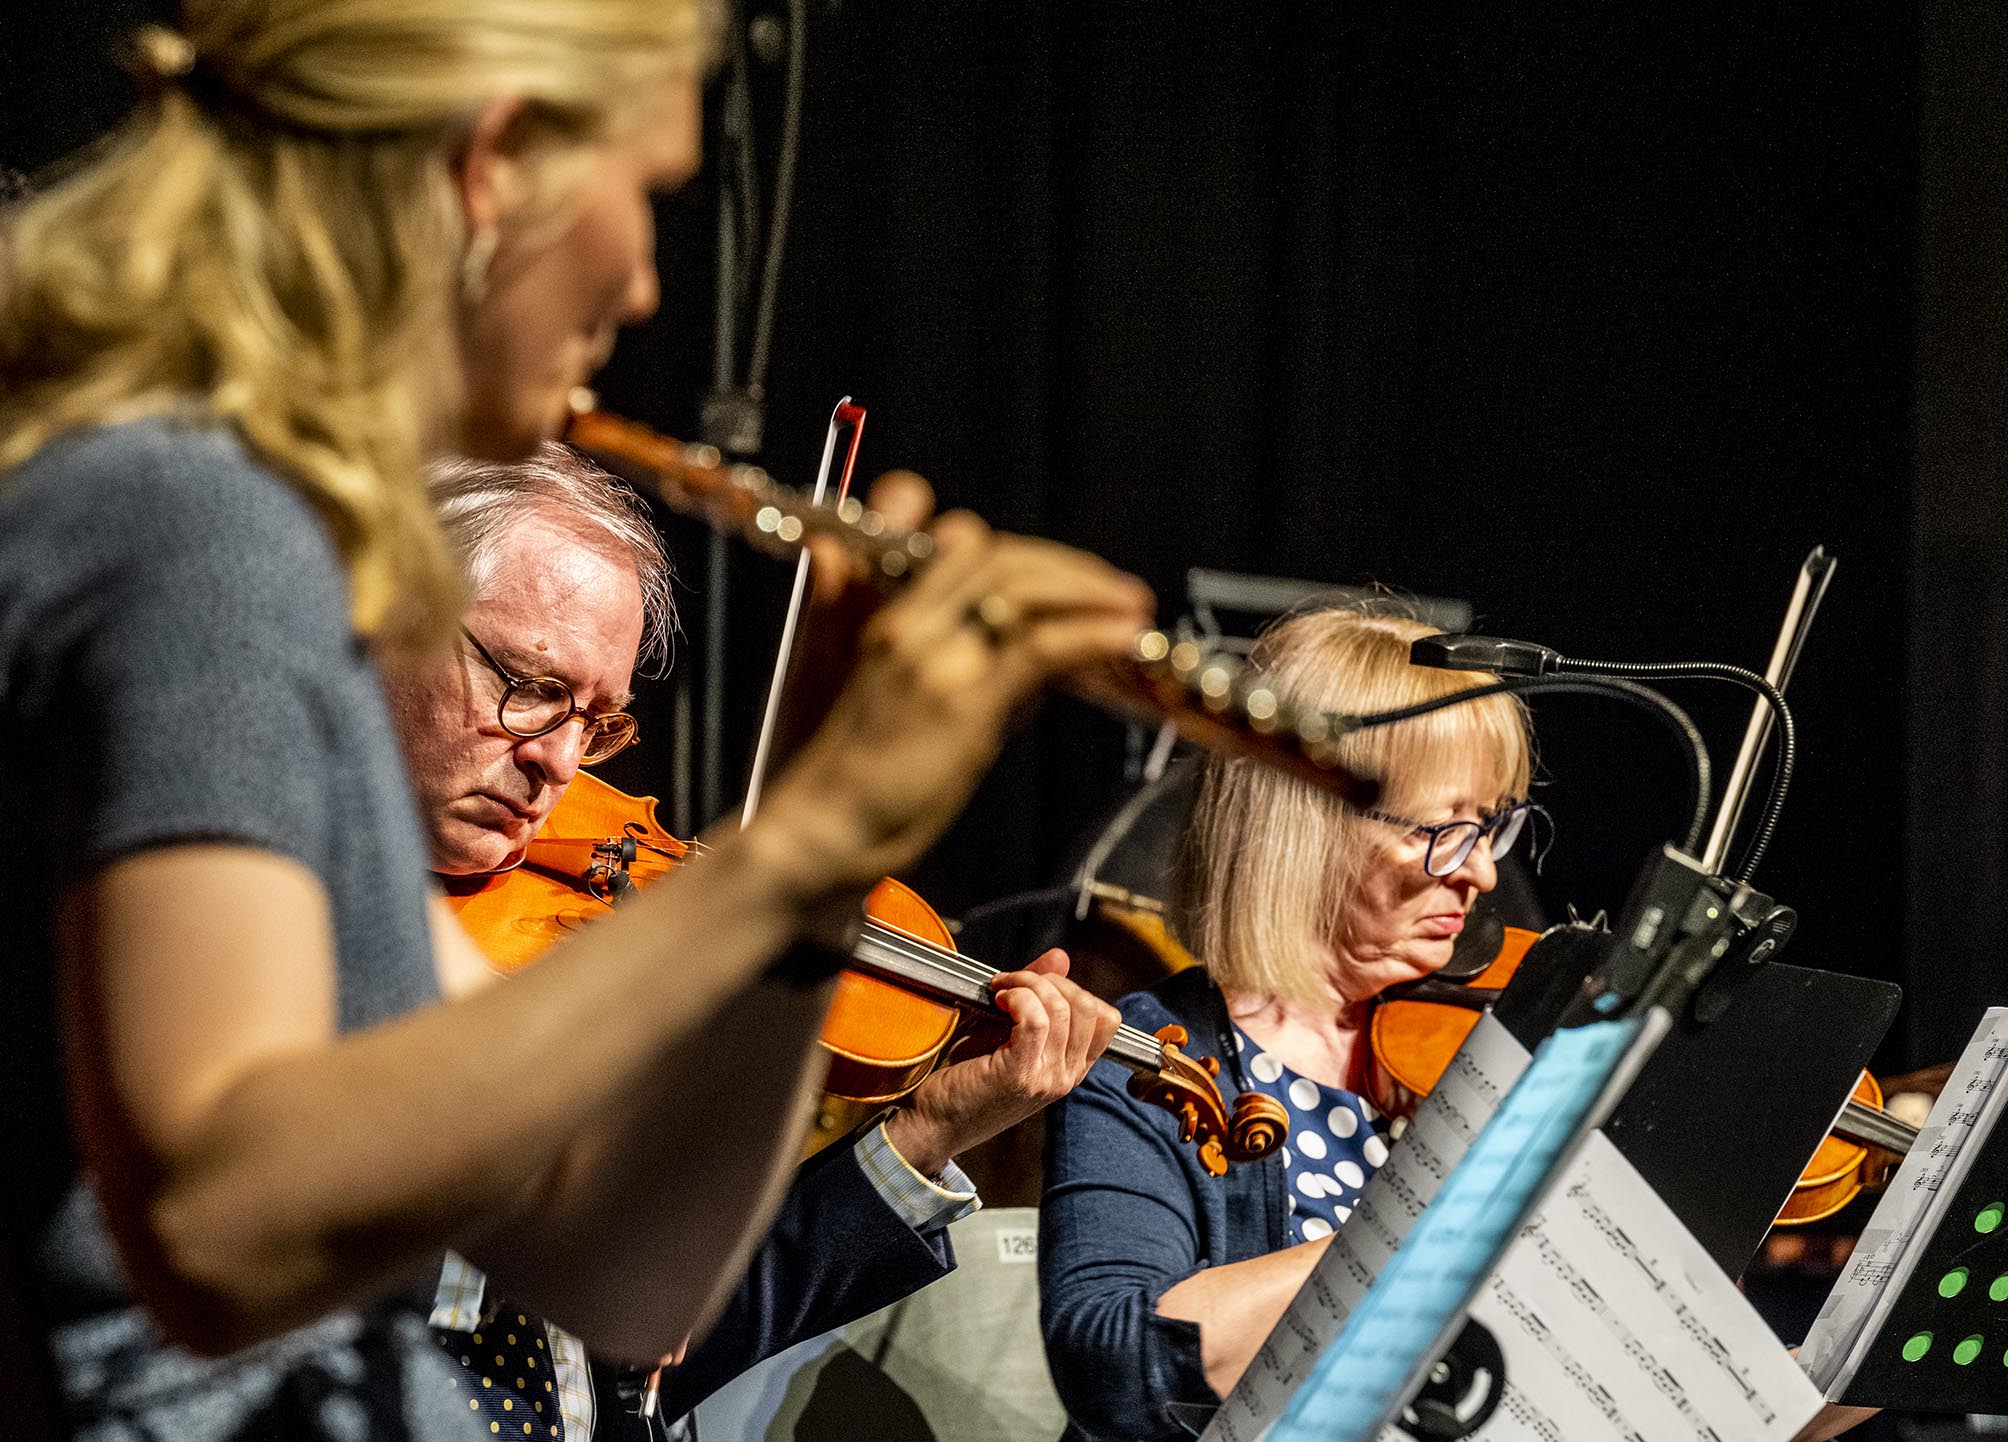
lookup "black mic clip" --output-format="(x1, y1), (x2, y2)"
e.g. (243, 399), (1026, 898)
(1690, 882), (1797, 1025)
(1558, 845), (1794, 1027)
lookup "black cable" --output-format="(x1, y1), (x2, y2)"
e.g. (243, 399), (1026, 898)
(1347, 675), (1713, 857)
(1555, 657), (1792, 884)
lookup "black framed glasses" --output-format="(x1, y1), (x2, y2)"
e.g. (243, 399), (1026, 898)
(460, 627), (640, 765)
(1363, 798), (1546, 878)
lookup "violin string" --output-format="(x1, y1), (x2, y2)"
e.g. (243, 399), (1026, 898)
(856, 920), (1162, 1057)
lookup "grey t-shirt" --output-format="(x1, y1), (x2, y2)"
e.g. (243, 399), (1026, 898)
(0, 418), (472, 1438)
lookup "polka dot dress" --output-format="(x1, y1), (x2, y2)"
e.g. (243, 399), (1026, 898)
(1235, 1026), (1392, 1243)
(437, 1309), (564, 1439)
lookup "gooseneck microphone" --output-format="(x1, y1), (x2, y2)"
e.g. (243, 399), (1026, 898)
(1408, 634), (1565, 677)
(1409, 634), (1794, 885)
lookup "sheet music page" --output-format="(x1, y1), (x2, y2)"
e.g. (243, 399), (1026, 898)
(1202, 1013), (1533, 1442)
(1465, 1130), (1823, 1441)
(1798, 1005), (2008, 1396)
(1259, 1014), (1661, 1442)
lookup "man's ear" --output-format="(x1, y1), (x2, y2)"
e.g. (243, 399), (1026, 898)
(453, 95), (532, 236)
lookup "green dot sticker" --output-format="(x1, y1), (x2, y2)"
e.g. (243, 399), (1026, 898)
(1957, 1335), (1986, 1366)
(1944, 1268), (1972, 1298)
(1978, 1203), (2005, 1234)
(1903, 1332), (1934, 1362)
(1992, 1275), (2008, 1303)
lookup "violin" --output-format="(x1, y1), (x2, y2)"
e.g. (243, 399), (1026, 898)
(441, 770), (691, 973)
(1774, 1074), (1919, 1225)
(1362, 925), (1541, 1119)
(444, 773), (1289, 1177)
(1358, 915), (1923, 1225)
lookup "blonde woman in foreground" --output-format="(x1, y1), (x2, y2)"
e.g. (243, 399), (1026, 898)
(0, 2), (1148, 1436)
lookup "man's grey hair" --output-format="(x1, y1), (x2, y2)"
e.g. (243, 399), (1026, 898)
(427, 443), (677, 676)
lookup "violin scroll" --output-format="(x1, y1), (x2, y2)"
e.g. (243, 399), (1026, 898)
(1227, 1090), (1292, 1166)
(1126, 1024), (1290, 1178)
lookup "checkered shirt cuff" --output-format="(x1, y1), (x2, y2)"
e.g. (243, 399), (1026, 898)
(428, 1251), (488, 1331)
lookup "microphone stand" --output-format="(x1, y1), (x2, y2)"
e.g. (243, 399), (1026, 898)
(692, 0), (811, 830)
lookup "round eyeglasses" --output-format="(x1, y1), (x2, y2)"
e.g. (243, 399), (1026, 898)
(461, 627), (640, 765)
(1364, 799), (1545, 878)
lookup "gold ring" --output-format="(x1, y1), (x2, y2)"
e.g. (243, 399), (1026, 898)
(967, 593), (1021, 645)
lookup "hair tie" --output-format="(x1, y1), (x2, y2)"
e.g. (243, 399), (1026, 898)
(128, 24), (198, 87)
(124, 24), (282, 135)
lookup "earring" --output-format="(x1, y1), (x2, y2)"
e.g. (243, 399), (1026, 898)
(459, 224), (498, 306)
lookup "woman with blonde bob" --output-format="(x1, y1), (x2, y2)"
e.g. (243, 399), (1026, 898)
(0, 1), (1149, 1435)
(1039, 608), (1538, 1442)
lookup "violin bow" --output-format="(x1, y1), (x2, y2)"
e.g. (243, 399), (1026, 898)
(740, 397), (868, 825)
(1699, 546), (1836, 873)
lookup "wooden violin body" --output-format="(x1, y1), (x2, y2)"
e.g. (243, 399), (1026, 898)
(441, 772), (688, 974)
(1363, 925), (1540, 1118)
(820, 877), (964, 1104)
(1776, 1072), (1893, 1225)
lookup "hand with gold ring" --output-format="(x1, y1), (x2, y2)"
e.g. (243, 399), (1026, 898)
(965, 592), (1023, 646)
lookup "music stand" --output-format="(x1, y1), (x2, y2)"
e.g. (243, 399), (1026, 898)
(1599, 960), (1901, 1277)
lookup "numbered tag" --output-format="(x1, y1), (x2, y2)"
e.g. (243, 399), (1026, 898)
(995, 1223), (1038, 1264)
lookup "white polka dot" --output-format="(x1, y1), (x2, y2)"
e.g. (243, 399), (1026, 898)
(1250, 1052), (1283, 1084)
(1234, 1031), (1247, 1052)
(1363, 1134), (1390, 1168)
(1358, 1098), (1380, 1122)
(1297, 1131), (1328, 1161)
(1335, 1160), (1366, 1189)
(1301, 1217), (1333, 1241)
(1334, 1204), (1353, 1223)
(1295, 1172), (1325, 1200)
(1280, 1146), (1293, 1168)
(1287, 1194), (1297, 1212)
(1328, 1105), (1360, 1139)
(1288, 1078), (1322, 1111)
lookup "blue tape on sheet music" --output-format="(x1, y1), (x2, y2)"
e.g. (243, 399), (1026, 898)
(1268, 1017), (1648, 1442)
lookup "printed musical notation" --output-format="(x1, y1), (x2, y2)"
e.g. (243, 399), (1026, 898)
(1480, 1152), (1803, 1438)
(1799, 1006), (2008, 1398)
(1207, 1011), (1821, 1442)
(1203, 1013), (1536, 1442)
(1260, 1017), (1666, 1442)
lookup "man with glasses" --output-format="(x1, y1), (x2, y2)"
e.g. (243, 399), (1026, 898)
(383, 443), (1119, 1438)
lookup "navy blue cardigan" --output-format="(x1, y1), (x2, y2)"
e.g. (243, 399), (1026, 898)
(591, 1141), (956, 1434)
(1040, 969), (1292, 1442)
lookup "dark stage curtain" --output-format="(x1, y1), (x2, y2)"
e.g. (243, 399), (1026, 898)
(606, 3), (1922, 1038)
(1908, 1), (2008, 1064)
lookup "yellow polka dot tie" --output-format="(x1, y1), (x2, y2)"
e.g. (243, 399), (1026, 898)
(435, 1306), (563, 1440)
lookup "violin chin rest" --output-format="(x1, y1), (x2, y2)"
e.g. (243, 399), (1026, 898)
(1437, 906), (1506, 982)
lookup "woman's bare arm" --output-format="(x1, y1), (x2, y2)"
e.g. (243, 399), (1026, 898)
(1155, 1238), (1335, 1398)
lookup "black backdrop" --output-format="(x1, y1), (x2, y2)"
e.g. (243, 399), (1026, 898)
(9, 3), (1995, 1070)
